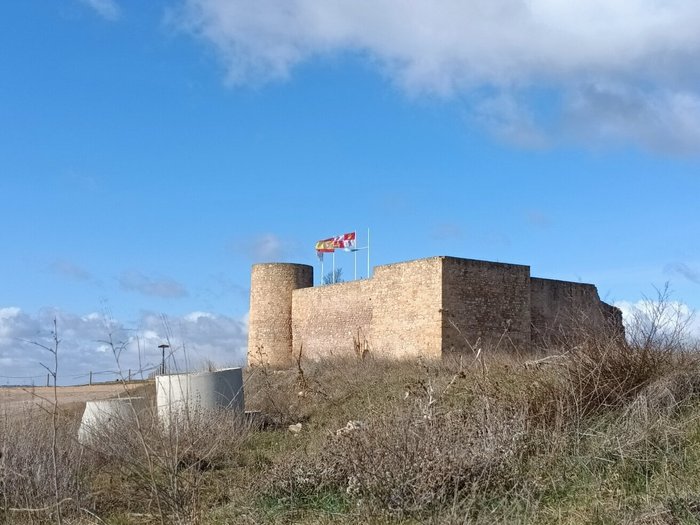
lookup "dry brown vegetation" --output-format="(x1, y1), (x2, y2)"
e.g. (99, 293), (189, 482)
(2, 303), (700, 524)
(1, 396), (249, 524)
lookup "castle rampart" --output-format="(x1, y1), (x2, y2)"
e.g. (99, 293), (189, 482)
(292, 279), (374, 359)
(248, 263), (313, 367)
(247, 256), (621, 366)
(442, 257), (531, 353)
(530, 277), (621, 345)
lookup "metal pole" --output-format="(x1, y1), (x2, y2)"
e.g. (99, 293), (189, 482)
(321, 256), (324, 285)
(89, 371), (92, 385)
(332, 251), (336, 283)
(354, 248), (357, 280)
(367, 228), (371, 278)
(47, 373), (50, 387)
(158, 344), (170, 375)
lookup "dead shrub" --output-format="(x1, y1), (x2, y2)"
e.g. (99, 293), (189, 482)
(1, 398), (249, 524)
(527, 287), (693, 423)
(624, 367), (700, 424)
(562, 337), (674, 419)
(258, 306), (700, 522)
(266, 363), (549, 520)
(84, 405), (250, 523)
(0, 407), (86, 523)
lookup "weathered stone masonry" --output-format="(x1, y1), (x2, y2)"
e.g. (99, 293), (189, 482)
(248, 256), (622, 367)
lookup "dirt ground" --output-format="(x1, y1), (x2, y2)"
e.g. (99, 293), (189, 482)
(0, 381), (154, 417)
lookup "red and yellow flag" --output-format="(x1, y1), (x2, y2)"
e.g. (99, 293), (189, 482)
(315, 232), (356, 253)
(315, 238), (335, 253)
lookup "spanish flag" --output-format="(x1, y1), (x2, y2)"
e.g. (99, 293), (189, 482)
(316, 232), (357, 253)
(315, 238), (335, 253)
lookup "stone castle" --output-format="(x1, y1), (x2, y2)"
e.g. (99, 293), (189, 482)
(247, 256), (622, 367)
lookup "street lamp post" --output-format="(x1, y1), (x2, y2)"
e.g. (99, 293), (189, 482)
(158, 344), (170, 375)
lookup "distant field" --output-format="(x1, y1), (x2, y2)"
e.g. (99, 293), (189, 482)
(0, 381), (154, 417)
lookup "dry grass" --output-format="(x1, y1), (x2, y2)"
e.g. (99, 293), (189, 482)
(243, 330), (700, 524)
(1, 398), (250, 524)
(0, 381), (153, 419)
(0, 406), (86, 523)
(3, 318), (700, 523)
(84, 406), (250, 523)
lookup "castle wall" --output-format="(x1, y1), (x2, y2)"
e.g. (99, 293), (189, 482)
(441, 258), (531, 353)
(291, 279), (374, 360)
(248, 263), (313, 367)
(368, 257), (443, 358)
(247, 256), (623, 367)
(529, 277), (609, 346)
(292, 258), (443, 360)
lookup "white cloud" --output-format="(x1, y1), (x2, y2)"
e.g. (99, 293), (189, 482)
(0, 307), (247, 385)
(250, 233), (285, 260)
(615, 298), (700, 341)
(175, 0), (700, 153)
(0, 307), (21, 320)
(78, 0), (121, 21)
(50, 259), (92, 281)
(139, 312), (247, 369)
(232, 233), (296, 262)
(563, 85), (700, 154)
(119, 271), (189, 299)
(184, 311), (215, 322)
(473, 93), (549, 149)
(0, 307), (37, 341)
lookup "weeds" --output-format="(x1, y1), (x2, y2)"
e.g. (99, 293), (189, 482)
(3, 298), (700, 524)
(87, 406), (248, 523)
(0, 406), (85, 524)
(255, 322), (700, 523)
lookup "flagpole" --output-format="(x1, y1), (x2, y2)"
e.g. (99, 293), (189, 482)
(354, 250), (357, 280)
(320, 255), (324, 286)
(332, 251), (336, 284)
(366, 228), (370, 278)
(354, 229), (358, 280)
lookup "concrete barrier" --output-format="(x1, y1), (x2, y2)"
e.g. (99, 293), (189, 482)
(78, 397), (148, 444)
(156, 368), (244, 425)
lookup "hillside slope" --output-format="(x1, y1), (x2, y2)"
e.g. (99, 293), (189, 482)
(3, 332), (700, 524)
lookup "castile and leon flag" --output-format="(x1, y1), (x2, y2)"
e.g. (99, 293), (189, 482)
(333, 232), (357, 250)
(315, 232), (356, 255)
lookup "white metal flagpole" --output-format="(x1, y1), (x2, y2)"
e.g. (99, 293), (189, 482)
(354, 229), (358, 280)
(320, 255), (324, 286)
(332, 250), (336, 283)
(354, 248), (357, 280)
(367, 228), (370, 278)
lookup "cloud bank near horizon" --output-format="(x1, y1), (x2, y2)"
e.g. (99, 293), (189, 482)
(175, 0), (700, 153)
(2, 295), (696, 385)
(0, 307), (247, 385)
(615, 298), (700, 342)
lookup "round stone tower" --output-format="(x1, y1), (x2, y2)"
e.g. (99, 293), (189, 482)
(247, 263), (313, 368)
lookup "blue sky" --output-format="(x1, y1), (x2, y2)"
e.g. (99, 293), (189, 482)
(2, 0), (700, 384)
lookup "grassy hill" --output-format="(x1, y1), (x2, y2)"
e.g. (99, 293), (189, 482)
(3, 329), (700, 524)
